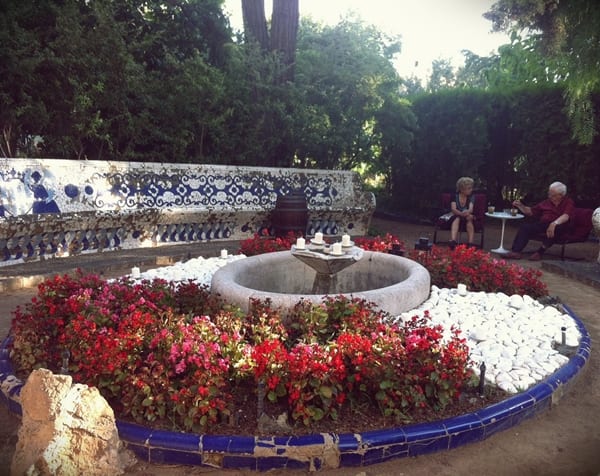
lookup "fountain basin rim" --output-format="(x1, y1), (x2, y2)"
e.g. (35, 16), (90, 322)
(210, 250), (431, 316)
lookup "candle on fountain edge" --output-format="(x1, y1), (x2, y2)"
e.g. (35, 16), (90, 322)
(314, 232), (323, 243)
(341, 234), (351, 246)
(220, 249), (228, 259)
(131, 266), (141, 279)
(332, 243), (343, 255)
(296, 237), (305, 249)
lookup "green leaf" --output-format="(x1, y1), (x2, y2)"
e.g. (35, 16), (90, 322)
(319, 386), (333, 399)
(312, 407), (324, 421)
(141, 397), (153, 407)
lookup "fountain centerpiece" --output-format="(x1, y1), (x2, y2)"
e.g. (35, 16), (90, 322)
(290, 233), (364, 294)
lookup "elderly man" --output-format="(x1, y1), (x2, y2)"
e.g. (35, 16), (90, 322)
(505, 182), (574, 261)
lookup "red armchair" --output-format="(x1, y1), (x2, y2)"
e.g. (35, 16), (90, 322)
(532, 207), (594, 260)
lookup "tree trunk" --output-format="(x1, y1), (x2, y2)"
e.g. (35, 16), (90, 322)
(241, 0), (269, 50)
(271, 0), (299, 83)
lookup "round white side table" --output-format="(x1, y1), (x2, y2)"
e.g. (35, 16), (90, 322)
(486, 211), (524, 254)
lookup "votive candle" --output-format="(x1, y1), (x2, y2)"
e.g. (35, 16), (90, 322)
(131, 266), (141, 279)
(296, 237), (305, 249)
(341, 234), (351, 246)
(457, 283), (467, 296)
(332, 243), (342, 255)
(220, 249), (228, 259)
(314, 232), (323, 243)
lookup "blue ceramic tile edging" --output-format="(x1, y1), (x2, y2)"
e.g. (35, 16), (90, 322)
(0, 304), (590, 471)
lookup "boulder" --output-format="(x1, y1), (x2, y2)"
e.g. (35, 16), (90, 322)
(11, 368), (133, 476)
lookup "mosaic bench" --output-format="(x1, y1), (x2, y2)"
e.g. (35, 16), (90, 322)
(0, 158), (375, 265)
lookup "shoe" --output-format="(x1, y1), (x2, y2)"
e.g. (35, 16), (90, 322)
(449, 240), (457, 250)
(504, 251), (521, 259)
(529, 252), (543, 261)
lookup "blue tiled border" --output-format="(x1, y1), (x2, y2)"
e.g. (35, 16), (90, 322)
(0, 304), (590, 471)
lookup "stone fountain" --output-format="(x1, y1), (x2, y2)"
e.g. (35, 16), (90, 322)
(210, 237), (430, 317)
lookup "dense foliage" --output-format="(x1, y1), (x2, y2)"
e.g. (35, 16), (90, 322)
(484, 0), (600, 144)
(405, 86), (600, 215)
(2, 1), (598, 213)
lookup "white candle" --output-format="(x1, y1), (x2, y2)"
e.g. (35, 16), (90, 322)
(332, 243), (342, 255)
(457, 283), (467, 296)
(131, 266), (140, 279)
(296, 237), (305, 249)
(341, 234), (351, 246)
(314, 232), (323, 243)
(220, 249), (228, 259)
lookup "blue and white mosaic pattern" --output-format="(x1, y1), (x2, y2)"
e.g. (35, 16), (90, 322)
(0, 159), (375, 264)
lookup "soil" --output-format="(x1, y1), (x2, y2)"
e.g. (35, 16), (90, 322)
(1, 218), (599, 475)
(114, 382), (509, 438)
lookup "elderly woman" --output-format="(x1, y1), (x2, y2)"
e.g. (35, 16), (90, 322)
(505, 181), (575, 261)
(448, 176), (476, 249)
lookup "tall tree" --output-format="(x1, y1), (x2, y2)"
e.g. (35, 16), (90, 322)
(241, 0), (269, 49)
(456, 33), (568, 90)
(241, 0), (299, 82)
(428, 59), (456, 92)
(294, 17), (402, 170)
(271, 0), (299, 82)
(484, 0), (600, 144)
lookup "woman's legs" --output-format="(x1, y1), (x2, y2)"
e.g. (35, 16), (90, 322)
(466, 222), (475, 244)
(450, 216), (460, 242)
(466, 216), (475, 244)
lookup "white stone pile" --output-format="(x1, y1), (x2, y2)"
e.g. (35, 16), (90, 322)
(128, 256), (581, 395)
(127, 254), (246, 287)
(396, 285), (580, 394)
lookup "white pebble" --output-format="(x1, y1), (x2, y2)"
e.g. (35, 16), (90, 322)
(122, 256), (582, 395)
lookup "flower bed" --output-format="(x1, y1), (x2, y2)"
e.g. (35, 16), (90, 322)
(8, 235), (548, 435)
(10, 273), (473, 433)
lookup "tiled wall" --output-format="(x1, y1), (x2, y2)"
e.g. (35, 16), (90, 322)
(0, 159), (375, 265)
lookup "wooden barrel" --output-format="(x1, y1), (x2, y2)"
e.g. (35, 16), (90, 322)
(272, 190), (308, 237)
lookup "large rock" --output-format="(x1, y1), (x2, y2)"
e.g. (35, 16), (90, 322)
(11, 369), (132, 476)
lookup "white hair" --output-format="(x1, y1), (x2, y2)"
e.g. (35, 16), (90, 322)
(549, 181), (567, 196)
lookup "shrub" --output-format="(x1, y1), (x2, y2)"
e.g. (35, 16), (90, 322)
(408, 244), (547, 298)
(238, 230), (297, 256)
(10, 277), (473, 431)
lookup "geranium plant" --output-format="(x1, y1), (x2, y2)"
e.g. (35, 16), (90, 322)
(356, 234), (547, 297)
(10, 274), (475, 432)
(407, 244), (547, 298)
(238, 230), (297, 256)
